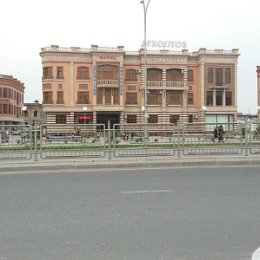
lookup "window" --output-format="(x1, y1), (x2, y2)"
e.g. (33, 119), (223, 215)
(127, 115), (137, 123)
(170, 115), (179, 125)
(43, 84), (51, 90)
(148, 90), (162, 105)
(208, 68), (214, 84)
(226, 91), (232, 106)
(56, 114), (66, 124)
(113, 88), (119, 105)
(188, 70), (194, 82)
(43, 92), (53, 104)
(148, 69), (163, 81)
(33, 111), (38, 117)
(126, 93), (137, 105)
(188, 115), (193, 123)
(188, 93), (193, 105)
(57, 91), (64, 104)
(3, 104), (8, 114)
(77, 67), (89, 80)
(97, 65), (118, 80)
(206, 91), (213, 106)
(97, 89), (103, 104)
(215, 68), (223, 86)
(166, 69), (183, 81)
(56, 67), (64, 79)
(77, 92), (89, 104)
(216, 90), (223, 106)
(105, 88), (111, 104)
(3, 88), (7, 98)
(225, 68), (231, 84)
(43, 67), (53, 79)
(166, 91), (182, 105)
(125, 69), (137, 81)
(148, 114), (158, 123)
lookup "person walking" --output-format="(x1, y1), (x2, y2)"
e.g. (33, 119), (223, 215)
(218, 125), (224, 143)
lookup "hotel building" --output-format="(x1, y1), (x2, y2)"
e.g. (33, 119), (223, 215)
(40, 45), (239, 129)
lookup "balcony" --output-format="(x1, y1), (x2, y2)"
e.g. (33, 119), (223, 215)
(146, 81), (164, 88)
(97, 80), (119, 88)
(166, 81), (184, 88)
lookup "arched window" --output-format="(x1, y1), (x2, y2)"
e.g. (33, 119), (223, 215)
(97, 65), (118, 80)
(77, 67), (89, 80)
(166, 69), (183, 81)
(147, 69), (162, 81)
(34, 111), (38, 117)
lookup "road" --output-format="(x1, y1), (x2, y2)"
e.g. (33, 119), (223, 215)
(0, 165), (260, 260)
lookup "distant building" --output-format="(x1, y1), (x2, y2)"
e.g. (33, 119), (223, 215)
(40, 45), (239, 127)
(23, 100), (46, 126)
(0, 74), (25, 125)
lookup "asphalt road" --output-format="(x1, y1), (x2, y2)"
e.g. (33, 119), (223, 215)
(0, 165), (260, 260)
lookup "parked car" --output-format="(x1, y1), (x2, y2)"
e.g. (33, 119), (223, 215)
(0, 131), (9, 143)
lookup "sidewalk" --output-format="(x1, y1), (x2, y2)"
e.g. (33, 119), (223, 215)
(1, 154), (260, 172)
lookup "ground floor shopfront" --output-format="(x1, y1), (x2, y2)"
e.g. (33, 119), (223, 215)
(44, 110), (237, 135)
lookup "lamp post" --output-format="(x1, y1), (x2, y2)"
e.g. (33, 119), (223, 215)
(140, 0), (151, 144)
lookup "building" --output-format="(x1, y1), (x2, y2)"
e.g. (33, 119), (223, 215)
(23, 100), (46, 126)
(0, 74), (25, 125)
(40, 45), (239, 129)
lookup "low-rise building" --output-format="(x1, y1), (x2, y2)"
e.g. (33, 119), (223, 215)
(0, 74), (25, 125)
(23, 100), (46, 126)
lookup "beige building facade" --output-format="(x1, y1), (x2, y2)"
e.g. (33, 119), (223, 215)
(40, 45), (239, 129)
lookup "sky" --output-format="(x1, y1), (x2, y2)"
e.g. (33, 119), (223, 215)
(0, 0), (259, 114)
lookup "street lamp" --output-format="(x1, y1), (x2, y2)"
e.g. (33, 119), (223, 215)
(140, 0), (151, 145)
(202, 106), (207, 133)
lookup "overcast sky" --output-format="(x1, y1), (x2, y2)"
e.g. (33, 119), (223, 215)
(0, 0), (259, 114)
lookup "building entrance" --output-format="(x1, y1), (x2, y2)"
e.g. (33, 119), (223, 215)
(96, 112), (120, 129)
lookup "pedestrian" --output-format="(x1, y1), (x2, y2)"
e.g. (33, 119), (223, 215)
(218, 125), (224, 143)
(213, 127), (218, 142)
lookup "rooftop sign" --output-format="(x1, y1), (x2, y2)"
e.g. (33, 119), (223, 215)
(142, 40), (187, 50)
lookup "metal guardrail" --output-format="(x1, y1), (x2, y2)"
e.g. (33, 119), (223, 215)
(0, 122), (259, 161)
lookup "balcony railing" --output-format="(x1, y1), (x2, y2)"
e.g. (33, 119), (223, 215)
(166, 81), (184, 88)
(144, 81), (185, 88)
(97, 80), (119, 88)
(146, 81), (164, 88)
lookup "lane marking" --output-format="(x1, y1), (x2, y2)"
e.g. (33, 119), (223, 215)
(120, 189), (172, 194)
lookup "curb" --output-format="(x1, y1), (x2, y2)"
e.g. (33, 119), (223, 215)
(1, 156), (260, 172)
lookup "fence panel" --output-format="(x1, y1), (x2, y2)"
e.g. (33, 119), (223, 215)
(0, 124), (32, 160)
(181, 123), (245, 156)
(249, 122), (260, 154)
(112, 123), (177, 157)
(39, 123), (106, 159)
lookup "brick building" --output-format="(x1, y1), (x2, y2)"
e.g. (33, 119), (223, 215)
(40, 45), (239, 128)
(0, 74), (25, 125)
